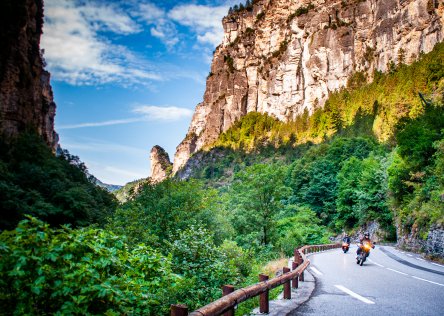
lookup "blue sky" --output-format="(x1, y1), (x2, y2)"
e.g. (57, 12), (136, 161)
(41, 0), (239, 185)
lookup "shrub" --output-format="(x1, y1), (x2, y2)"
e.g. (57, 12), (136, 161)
(0, 217), (182, 315)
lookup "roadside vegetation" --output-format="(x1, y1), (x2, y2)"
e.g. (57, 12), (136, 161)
(1, 43), (443, 314)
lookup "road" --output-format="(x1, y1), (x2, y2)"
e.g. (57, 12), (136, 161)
(289, 245), (444, 316)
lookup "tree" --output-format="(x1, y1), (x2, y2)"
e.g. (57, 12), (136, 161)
(228, 164), (290, 248)
(107, 179), (228, 248)
(335, 155), (391, 229)
(0, 133), (117, 230)
(168, 226), (239, 310)
(275, 206), (328, 255)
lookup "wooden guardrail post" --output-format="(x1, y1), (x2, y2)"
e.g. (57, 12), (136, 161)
(283, 267), (291, 299)
(171, 304), (188, 316)
(222, 285), (235, 316)
(292, 261), (299, 288)
(259, 274), (269, 313)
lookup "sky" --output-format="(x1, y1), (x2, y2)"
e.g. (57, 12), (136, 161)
(41, 0), (240, 185)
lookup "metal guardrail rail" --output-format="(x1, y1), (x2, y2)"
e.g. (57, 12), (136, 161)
(171, 243), (341, 316)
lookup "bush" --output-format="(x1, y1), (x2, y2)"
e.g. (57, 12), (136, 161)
(168, 226), (240, 310)
(0, 217), (182, 315)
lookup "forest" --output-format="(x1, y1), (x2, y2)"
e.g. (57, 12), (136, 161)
(1, 43), (443, 315)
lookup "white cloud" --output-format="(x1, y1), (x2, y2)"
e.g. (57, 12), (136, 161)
(150, 23), (179, 47)
(80, 3), (140, 34)
(136, 2), (228, 48)
(57, 105), (193, 130)
(168, 4), (228, 46)
(138, 3), (166, 23)
(198, 31), (223, 46)
(58, 118), (144, 130)
(169, 4), (226, 31)
(61, 140), (146, 155)
(136, 3), (180, 49)
(41, 0), (159, 86)
(133, 105), (194, 121)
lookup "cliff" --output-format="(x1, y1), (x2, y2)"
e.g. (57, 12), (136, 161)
(149, 145), (173, 183)
(173, 0), (444, 174)
(0, 0), (58, 148)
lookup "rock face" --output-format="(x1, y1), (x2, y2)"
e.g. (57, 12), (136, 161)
(173, 0), (444, 174)
(425, 226), (444, 259)
(149, 145), (173, 183)
(397, 224), (444, 259)
(0, 0), (58, 148)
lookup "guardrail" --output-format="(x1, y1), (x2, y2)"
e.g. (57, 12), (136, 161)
(171, 243), (341, 316)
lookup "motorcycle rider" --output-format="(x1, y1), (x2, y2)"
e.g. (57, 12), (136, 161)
(356, 232), (375, 258)
(342, 233), (351, 244)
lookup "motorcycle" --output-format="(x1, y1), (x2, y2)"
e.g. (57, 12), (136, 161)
(356, 242), (374, 266)
(342, 242), (350, 253)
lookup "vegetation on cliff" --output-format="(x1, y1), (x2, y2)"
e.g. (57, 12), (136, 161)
(0, 133), (117, 230)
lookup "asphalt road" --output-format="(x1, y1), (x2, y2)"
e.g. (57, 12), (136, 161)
(289, 245), (444, 316)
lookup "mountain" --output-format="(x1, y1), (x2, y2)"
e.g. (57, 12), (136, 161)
(171, 0), (444, 176)
(91, 177), (123, 193)
(0, 0), (58, 148)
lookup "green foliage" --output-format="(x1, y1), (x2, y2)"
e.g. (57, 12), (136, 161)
(168, 226), (243, 310)
(228, 0), (254, 15)
(107, 179), (230, 248)
(228, 164), (291, 248)
(395, 103), (444, 170)
(113, 178), (147, 202)
(214, 112), (285, 150)
(336, 154), (391, 229)
(276, 206), (329, 255)
(388, 102), (444, 236)
(0, 217), (182, 315)
(0, 133), (117, 230)
(287, 137), (382, 225)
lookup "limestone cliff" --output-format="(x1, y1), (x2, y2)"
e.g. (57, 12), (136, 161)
(0, 0), (58, 148)
(173, 0), (444, 174)
(149, 145), (173, 183)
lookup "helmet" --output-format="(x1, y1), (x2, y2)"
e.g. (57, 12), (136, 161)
(364, 232), (370, 238)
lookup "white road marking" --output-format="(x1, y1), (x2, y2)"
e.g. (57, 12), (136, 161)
(412, 276), (444, 287)
(310, 267), (323, 276)
(368, 259), (384, 267)
(406, 254), (413, 257)
(431, 263), (443, 267)
(415, 258), (425, 261)
(334, 285), (375, 304)
(386, 268), (408, 276)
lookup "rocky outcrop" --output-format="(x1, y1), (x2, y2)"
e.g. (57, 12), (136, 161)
(425, 225), (444, 259)
(149, 145), (173, 183)
(173, 0), (444, 174)
(0, 0), (58, 148)
(397, 224), (444, 259)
